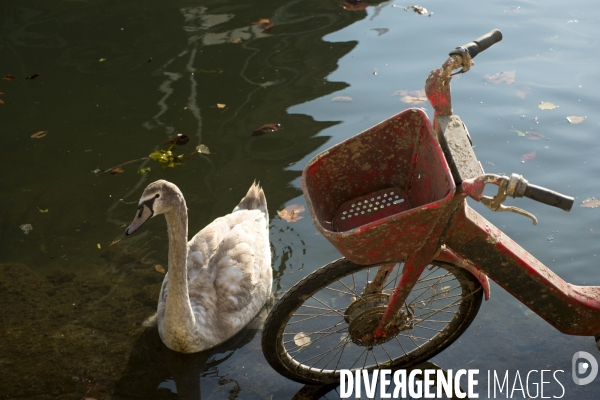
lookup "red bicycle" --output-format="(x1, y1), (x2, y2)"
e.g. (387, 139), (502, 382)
(261, 30), (600, 385)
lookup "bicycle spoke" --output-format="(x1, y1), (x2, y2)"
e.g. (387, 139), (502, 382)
(287, 311), (341, 325)
(323, 286), (355, 296)
(308, 296), (346, 318)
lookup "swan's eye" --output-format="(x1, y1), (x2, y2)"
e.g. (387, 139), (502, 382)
(155, 194), (160, 198)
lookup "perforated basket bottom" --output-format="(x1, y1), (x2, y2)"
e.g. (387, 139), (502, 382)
(332, 187), (411, 232)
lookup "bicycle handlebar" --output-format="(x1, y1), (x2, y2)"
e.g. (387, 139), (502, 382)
(451, 29), (503, 60)
(522, 184), (574, 212)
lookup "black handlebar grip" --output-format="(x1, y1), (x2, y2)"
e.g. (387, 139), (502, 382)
(524, 184), (574, 212)
(458, 29), (503, 59)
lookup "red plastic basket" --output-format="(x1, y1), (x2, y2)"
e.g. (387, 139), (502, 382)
(302, 108), (455, 265)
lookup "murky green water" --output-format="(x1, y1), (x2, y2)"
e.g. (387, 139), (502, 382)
(1, 0), (600, 398)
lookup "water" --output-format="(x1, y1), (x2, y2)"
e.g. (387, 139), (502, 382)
(1, 0), (600, 398)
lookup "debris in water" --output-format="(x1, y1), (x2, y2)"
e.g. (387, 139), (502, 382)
(538, 102), (558, 110)
(252, 123), (281, 137)
(581, 198), (600, 209)
(31, 131), (48, 139)
(20, 224), (33, 234)
(483, 70), (516, 85)
(278, 204), (305, 222)
(520, 150), (536, 162)
(567, 116), (586, 124)
(341, 0), (370, 11)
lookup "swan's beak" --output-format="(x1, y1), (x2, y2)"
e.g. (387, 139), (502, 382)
(125, 204), (154, 235)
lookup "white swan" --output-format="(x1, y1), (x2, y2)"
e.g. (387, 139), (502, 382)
(125, 180), (272, 353)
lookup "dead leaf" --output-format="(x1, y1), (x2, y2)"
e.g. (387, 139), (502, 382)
(293, 332), (311, 346)
(3, 75), (15, 81)
(110, 167), (124, 174)
(166, 134), (189, 145)
(252, 123), (281, 137)
(231, 38), (243, 44)
(25, 73), (40, 80)
(511, 128), (526, 137)
(155, 264), (166, 274)
(581, 198), (600, 208)
(196, 144), (210, 154)
(538, 102), (558, 110)
(0, 99), (4, 104)
(525, 130), (545, 140)
(567, 116), (586, 124)
(252, 18), (274, 32)
(331, 96), (353, 102)
(217, 103), (226, 109)
(517, 86), (531, 99)
(400, 95), (426, 104)
(31, 131), (48, 139)
(278, 204), (305, 222)
(340, 0), (370, 11)
(109, 239), (121, 247)
(483, 70), (516, 84)
(520, 150), (536, 162)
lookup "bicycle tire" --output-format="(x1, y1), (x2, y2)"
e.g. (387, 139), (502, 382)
(262, 258), (482, 384)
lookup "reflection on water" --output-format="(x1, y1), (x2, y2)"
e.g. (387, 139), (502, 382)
(2, 0), (600, 398)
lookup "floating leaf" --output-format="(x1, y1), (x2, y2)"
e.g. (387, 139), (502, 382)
(97, 243), (101, 249)
(25, 73), (40, 80)
(517, 86), (531, 99)
(252, 123), (281, 137)
(196, 144), (210, 154)
(340, 0), (370, 11)
(511, 128), (526, 137)
(109, 239), (121, 247)
(538, 102), (558, 110)
(110, 167), (124, 175)
(37, 207), (49, 213)
(294, 332), (311, 346)
(484, 70), (515, 84)
(0, 99), (4, 105)
(166, 134), (189, 145)
(567, 116), (586, 124)
(331, 96), (353, 102)
(525, 130), (545, 140)
(3, 75), (15, 81)
(155, 264), (166, 274)
(31, 131), (48, 139)
(278, 204), (305, 222)
(252, 18), (274, 32)
(231, 38), (243, 44)
(581, 198), (600, 208)
(217, 103), (226, 109)
(20, 224), (33, 234)
(99, 58), (107, 62)
(137, 167), (151, 175)
(400, 95), (426, 104)
(149, 149), (184, 169)
(520, 150), (536, 162)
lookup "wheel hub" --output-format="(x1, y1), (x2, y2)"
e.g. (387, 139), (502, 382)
(344, 293), (412, 347)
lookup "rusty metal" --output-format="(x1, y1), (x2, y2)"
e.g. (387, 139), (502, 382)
(300, 29), (600, 353)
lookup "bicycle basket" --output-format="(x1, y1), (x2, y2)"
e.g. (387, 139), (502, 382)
(302, 108), (455, 265)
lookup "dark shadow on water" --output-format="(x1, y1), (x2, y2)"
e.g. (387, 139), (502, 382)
(113, 299), (272, 400)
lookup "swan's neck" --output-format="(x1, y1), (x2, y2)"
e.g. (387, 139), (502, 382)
(163, 200), (195, 338)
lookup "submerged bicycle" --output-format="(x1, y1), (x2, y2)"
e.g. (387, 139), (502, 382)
(261, 29), (600, 385)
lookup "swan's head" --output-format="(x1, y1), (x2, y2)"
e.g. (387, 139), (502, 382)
(125, 180), (183, 235)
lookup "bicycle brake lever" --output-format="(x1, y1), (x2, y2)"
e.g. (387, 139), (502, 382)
(480, 196), (538, 225)
(463, 174), (538, 225)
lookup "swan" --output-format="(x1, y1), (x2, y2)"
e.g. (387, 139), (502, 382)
(125, 180), (272, 353)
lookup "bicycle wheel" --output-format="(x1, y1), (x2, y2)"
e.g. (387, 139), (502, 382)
(262, 258), (482, 384)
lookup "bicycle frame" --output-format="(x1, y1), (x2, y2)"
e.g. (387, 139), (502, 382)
(302, 41), (600, 347)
